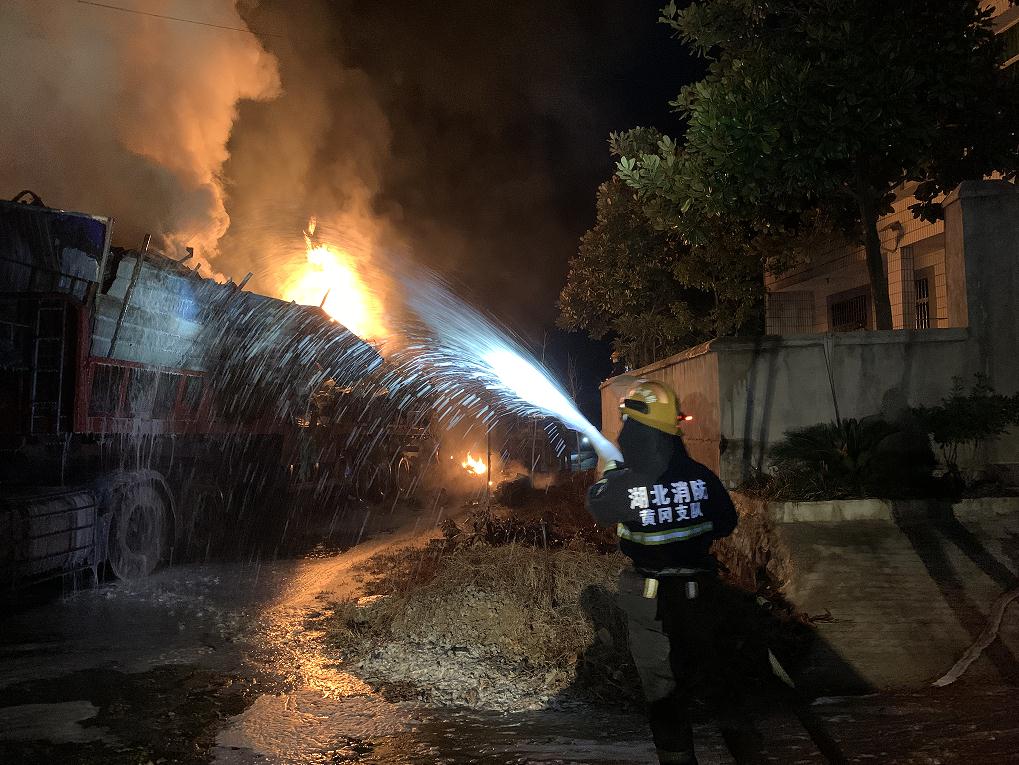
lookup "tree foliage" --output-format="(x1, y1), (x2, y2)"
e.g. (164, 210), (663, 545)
(558, 133), (762, 369)
(616, 0), (1019, 330)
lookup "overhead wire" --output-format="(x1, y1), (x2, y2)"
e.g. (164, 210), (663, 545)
(74, 0), (286, 38)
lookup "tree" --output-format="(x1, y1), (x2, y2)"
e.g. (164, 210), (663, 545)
(617, 0), (1019, 330)
(558, 174), (706, 369)
(559, 134), (763, 369)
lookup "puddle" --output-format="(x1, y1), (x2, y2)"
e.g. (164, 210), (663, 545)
(214, 689), (416, 763)
(214, 691), (659, 765)
(0, 701), (110, 743)
(0, 665), (254, 764)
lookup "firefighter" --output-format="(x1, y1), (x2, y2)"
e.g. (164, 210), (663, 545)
(587, 380), (739, 765)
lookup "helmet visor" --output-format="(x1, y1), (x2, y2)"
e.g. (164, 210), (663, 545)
(620, 398), (650, 415)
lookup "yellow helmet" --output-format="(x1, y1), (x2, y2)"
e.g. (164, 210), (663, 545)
(619, 380), (682, 435)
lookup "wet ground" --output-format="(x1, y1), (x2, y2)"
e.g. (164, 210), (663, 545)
(2, 508), (1018, 764)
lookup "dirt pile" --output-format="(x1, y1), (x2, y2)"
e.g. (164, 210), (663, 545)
(317, 476), (637, 711)
(315, 480), (813, 712)
(714, 493), (792, 593)
(352, 545), (627, 710)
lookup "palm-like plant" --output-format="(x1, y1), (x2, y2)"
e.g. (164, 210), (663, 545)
(770, 418), (900, 499)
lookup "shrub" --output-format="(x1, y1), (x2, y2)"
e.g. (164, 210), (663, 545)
(911, 374), (1019, 486)
(768, 416), (922, 499)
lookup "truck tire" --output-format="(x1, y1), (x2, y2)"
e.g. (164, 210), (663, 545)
(394, 455), (415, 496)
(107, 483), (168, 580)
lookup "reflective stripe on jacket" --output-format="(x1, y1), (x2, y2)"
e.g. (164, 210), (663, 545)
(616, 521), (715, 546)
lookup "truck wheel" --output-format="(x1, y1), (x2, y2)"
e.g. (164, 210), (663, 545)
(108, 483), (168, 580)
(395, 455), (415, 496)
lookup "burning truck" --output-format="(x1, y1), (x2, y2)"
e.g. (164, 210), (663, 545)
(0, 192), (428, 588)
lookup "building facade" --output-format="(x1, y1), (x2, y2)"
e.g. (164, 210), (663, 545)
(602, 181), (1019, 487)
(765, 1), (1019, 336)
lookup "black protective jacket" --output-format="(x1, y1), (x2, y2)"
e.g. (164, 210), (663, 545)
(587, 419), (737, 574)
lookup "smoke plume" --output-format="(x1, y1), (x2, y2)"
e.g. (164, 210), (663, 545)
(1, 0), (680, 353)
(0, 0), (280, 270)
(216, 0), (401, 319)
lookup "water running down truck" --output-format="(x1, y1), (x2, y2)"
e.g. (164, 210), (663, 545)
(0, 192), (431, 587)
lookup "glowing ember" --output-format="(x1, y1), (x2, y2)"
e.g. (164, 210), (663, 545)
(283, 217), (386, 340)
(461, 452), (487, 475)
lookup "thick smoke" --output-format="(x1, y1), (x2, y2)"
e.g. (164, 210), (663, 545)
(218, 0), (610, 337)
(1, 0), (679, 353)
(0, 0), (279, 271)
(217, 0), (400, 315)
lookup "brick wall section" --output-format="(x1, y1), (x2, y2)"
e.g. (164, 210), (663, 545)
(764, 195), (946, 333)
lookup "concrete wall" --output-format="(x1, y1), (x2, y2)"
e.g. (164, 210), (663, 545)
(603, 330), (977, 486)
(603, 181), (1019, 485)
(716, 330), (975, 483)
(600, 343), (721, 473)
(944, 181), (1019, 387)
(944, 181), (1019, 464)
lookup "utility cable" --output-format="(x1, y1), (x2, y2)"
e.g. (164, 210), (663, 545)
(75, 0), (286, 38)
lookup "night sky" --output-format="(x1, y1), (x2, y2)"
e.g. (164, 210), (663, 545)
(235, 0), (700, 421)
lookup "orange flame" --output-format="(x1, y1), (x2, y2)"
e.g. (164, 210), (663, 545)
(461, 452), (487, 475)
(283, 217), (387, 341)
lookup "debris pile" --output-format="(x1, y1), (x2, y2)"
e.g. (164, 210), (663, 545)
(317, 476), (638, 712)
(315, 481), (819, 712)
(713, 493), (792, 593)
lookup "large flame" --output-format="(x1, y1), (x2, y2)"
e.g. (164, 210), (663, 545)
(461, 452), (487, 475)
(283, 218), (387, 340)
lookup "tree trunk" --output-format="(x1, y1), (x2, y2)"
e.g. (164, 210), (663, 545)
(855, 184), (894, 331)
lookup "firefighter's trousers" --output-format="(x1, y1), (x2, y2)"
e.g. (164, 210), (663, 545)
(617, 568), (746, 765)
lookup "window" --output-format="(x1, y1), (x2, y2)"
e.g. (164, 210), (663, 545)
(767, 291), (816, 334)
(829, 288), (871, 332)
(915, 277), (931, 329)
(911, 266), (939, 329)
